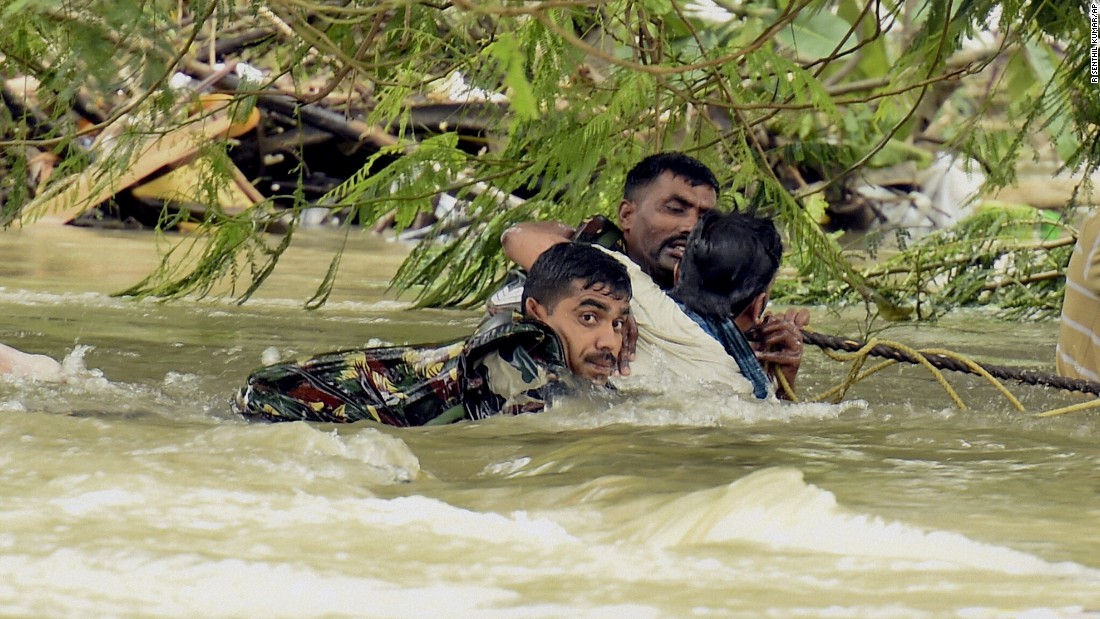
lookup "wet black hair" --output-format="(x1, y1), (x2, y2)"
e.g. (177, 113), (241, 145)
(670, 210), (782, 318)
(522, 242), (632, 313)
(623, 152), (720, 203)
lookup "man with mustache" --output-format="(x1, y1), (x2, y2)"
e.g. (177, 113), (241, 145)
(619, 152), (719, 291)
(500, 152), (807, 397)
(235, 242), (631, 424)
(519, 243), (631, 388)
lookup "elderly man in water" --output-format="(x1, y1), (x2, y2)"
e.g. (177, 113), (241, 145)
(234, 242), (631, 425)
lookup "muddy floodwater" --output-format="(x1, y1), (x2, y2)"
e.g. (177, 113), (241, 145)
(2, 225), (1099, 618)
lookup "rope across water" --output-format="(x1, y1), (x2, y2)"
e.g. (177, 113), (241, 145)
(768, 329), (1100, 417)
(801, 330), (1100, 396)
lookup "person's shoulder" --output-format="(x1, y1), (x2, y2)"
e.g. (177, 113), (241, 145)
(573, 215), (626, 250)
(462, 317), (571, 419)
(466, 316), (565, 370)
(591, 244), (641, 273)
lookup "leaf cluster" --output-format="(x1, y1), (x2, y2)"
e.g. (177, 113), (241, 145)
(773, 206), (1077, 320)
(0, 0), (1095, 318)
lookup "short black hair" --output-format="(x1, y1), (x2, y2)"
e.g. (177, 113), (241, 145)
(623, 152), (720, 203)
(670, 211), (782, 318)
(522, 242), (632, 313)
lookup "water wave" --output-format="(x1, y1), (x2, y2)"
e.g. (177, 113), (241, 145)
(498, 389), (867, 430)
(191, 423), (425, 485)
(609, 467), (1090, 577)
(0, 287), (125, 309)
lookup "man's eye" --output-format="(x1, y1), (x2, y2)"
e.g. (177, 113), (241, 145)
(580, 313), (598, 324)
(665, 201), (686, 213)
(612, 319), (625, 330)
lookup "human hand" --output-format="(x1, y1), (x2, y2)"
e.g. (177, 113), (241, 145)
(615, 314), (638, 377)
(750, 308), (810, 396)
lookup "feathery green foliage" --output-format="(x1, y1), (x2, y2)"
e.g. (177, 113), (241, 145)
(0, 0), (1096, 316)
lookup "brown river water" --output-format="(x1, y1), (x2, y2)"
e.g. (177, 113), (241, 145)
(1, 225), (1098, 618)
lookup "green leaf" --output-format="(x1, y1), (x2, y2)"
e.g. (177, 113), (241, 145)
(802, 192), (830, 224)
(1024, 42), (1079, 165)
(488, 32), (539, 121)
(774, 11), (858, 61)
(641, 0), (673, 15)
(867, 138), (934, 168)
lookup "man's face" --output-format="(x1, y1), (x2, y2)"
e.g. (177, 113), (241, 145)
(525, 281), (631, 385)
(618, 171), (717, 288)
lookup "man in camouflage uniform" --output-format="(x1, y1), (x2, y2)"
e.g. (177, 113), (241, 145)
(233, 242), (632, 425)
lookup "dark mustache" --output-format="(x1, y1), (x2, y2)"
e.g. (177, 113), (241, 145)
(584, 351), (616, 366)
(660, 234), (690, 252)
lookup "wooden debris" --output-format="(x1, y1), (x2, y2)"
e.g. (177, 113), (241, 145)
(2, 48), (506, 236)
(14, 103), (239, 227)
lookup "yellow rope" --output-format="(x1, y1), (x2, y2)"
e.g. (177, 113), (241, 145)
(772, 363), (799, 402)
(813, 337), (878, 403)
(1032, 398), (1100, 417)
(883, 340), (968, 410)
(806, 337), (966, 409)
(814, 356), (897, 404)
(919, 347), (1026, 412)
(793, 332), (1097, 416)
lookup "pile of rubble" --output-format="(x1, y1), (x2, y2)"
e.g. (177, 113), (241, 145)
(2, 44), (506, 236)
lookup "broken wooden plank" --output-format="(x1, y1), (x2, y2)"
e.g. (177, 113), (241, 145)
(130, 157), (259, 215)
(12, 105), (236, 227)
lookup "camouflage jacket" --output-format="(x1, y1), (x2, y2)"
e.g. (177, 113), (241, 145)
(233, 317), (573, 426)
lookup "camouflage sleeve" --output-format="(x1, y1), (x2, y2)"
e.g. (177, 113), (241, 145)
(463, 344), (558, 420)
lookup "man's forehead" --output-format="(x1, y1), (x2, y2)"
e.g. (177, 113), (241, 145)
(568, 280), (631, 304)
(647, 172), (716, 201)
(664, 170), (714, 189)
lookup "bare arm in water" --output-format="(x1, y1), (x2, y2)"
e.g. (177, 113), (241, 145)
(0, 343), (63, 381)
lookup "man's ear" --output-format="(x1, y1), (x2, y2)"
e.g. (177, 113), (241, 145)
(618, 199), (635, 233)
(734, 292), (769, 332)
(747, 292), (768, 322)
(525, 297), (549, 321)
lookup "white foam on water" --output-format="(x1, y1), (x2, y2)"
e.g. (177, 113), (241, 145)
(0, 288), (125, 309)
(0, 548), (511, 618)
(481, 456), (533, 476)
(260, 346), (281, 365)
(57, 344), (94, 376)
(0, 548), (663, 618)
(612, 467), (1092, 577)
(2, 455), (1096, 617)
(512, 390), (867, 430)
(0, 285), (414, 323)
(159, 370), (204, 394)
(193, 423), (425, 485)
(0, 493), (606, 618)
(236, 297), (414, 313)
(955, 607), (1098, 619)
(338, 428), (423, 482)
(48, 487), (147, 517)
(357, 495), (577, 545)
(773, 604), (1098, 618)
